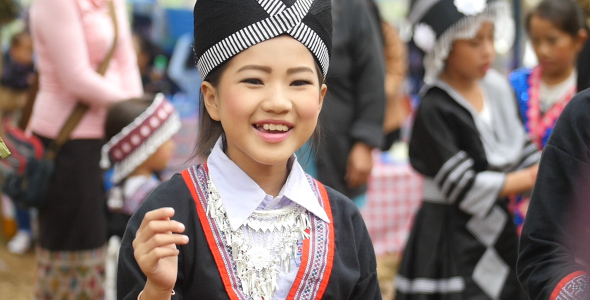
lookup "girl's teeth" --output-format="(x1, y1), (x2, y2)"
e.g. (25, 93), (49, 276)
(259, 124), (289, 132)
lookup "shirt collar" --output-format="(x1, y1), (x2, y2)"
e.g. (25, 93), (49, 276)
(207, 137), (330, 231)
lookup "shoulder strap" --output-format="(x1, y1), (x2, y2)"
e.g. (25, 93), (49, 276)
(18, 73), (38, 130)
(45, 0), (119, 160)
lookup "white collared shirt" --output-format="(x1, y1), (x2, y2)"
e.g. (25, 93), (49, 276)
(207, 137), (330, 299)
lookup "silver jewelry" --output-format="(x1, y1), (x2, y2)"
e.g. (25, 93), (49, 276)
(206, 177), (311, 300)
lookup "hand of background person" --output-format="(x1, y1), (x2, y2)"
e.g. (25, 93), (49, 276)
(345, 142), (374, 189)
(500, 164), (540, 197)
(527, 164), (539, 185)
(133, 208), (188, 299)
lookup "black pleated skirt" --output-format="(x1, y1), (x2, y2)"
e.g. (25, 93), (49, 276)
(36, 135), (108, 250)
(395, 201), (526, 300)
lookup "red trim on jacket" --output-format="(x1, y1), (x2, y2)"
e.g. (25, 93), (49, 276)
(313, 181), (335, 300)
(550, 270), (587, 300)
(182, 167), (240, 300)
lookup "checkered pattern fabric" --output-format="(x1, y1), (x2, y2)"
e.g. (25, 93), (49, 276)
(361, 152), (423, 256)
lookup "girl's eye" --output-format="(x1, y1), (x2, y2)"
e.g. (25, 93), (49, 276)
(291, 79), (312, 86)
(242, 78), (263, 85)
(467, 37), (483, 46)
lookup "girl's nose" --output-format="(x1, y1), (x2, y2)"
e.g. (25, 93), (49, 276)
(483, 39), (495, 58)
(537, 42), (551, 58)
(261, 87), (292, 113)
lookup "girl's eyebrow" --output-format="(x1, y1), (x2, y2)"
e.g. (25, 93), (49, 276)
(236, 65), (314, 75)
(238, 65), (271, 73)
(287, 66), (314, 75)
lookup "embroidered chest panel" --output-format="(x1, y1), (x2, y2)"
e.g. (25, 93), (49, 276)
(182, 165), (334, 300)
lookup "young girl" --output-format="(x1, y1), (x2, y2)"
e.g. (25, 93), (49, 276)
(100, 94), (180, 300)
(117, 0), (381, 299)
(509, 0), (588, 233)
(396, 1), (540, 299)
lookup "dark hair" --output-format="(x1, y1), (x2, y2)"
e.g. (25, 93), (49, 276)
(193, 61), (325, 160)
(526, 0), (587, 37)
(104, 94), (155, 141)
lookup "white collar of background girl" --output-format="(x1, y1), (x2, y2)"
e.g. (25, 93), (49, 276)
(540, 69), (578, 111)
(207, 137), (330, 231)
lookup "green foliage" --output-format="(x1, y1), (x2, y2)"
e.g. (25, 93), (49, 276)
(0, 0), (19, 26)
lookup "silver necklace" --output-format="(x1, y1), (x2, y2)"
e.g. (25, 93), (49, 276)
(206, 177), (311, 300)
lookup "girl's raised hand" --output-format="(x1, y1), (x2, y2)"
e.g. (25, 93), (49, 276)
(132, 207), (189, 296)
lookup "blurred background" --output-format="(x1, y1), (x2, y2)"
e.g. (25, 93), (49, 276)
(1, 0), (588, 299)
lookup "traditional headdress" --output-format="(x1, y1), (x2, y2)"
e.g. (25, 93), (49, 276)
(408, 0), (514, 85)
(100, 93), (181, 183)
(192, 0), (332, 80)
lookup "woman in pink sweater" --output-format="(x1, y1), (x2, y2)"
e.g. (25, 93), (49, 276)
(28, 0), (142, 298)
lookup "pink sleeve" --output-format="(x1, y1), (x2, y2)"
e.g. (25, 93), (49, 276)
(34, 0), (142, 107)
(113, 0), (143, 97)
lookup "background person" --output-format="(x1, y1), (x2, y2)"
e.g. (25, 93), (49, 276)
(28, 0), (142, 297)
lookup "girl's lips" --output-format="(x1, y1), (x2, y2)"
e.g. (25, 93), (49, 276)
(539, 61), (552, 68)
(252, 120), (294, 143)
(253, 126), (292, 143)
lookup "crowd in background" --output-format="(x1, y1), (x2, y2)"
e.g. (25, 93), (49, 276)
(0, 0), (589, 299)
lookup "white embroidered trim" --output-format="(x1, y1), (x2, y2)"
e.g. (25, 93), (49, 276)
(206, 177), (311, 300)
(414, 23), (437, 52)
(454, 0), (486, 16)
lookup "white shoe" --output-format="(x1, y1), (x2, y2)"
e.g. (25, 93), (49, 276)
(7, 230), (32, 255)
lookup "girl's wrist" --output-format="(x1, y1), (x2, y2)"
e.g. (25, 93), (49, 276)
(137, 290), (175, 300)
(140, 281), (175, 300)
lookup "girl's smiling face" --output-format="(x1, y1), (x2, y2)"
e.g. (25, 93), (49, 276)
(202, 35), (327, 174)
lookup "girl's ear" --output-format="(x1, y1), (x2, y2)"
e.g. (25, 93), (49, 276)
(576, 28), (589, 52)
(318, 83), (327, 112)
(201, 81), (221, 121)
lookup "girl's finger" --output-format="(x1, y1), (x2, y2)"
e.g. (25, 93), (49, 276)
(134, 233), (189, 260)
(139, 207), (176, 229)
(134, 222), (187, 252)
(146, 233), (189, 250)
(143, 220), (186, 235)
(135, 246), (181, 272)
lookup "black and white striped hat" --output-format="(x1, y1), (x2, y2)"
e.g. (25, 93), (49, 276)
(408, 0), (514, 84)
(193, 0), (332, 80)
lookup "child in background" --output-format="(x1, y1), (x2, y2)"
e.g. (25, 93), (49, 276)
(396, 0), (540, 299)
(0, 30), (36, 255)
(116, 0), (381, 299)
(509, 0), (588, 233)
(100, 93), (180, 300)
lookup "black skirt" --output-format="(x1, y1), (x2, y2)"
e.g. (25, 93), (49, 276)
(395, 201), (527, 300)
(36, 136), (108, 250)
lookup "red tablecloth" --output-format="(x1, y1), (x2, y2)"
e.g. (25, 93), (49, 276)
(361, 153), (423, 256)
